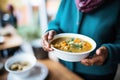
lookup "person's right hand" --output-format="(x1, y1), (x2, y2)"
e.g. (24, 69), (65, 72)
(41, 30), (57, 52)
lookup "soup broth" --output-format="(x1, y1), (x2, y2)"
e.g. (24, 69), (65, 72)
(51, 37), (92, 53)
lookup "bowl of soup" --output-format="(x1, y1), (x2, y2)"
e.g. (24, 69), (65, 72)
(50, 33), (96, 62)
(4, 53), (37, 78)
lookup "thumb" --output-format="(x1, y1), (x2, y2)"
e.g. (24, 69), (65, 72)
(96, 46), (107, 55)
(48, 30), (56, 40)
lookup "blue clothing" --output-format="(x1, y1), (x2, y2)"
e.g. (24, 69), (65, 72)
(47, 0), (120, 76)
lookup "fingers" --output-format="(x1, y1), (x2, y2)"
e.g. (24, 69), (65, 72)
(42, 32), (51, 51)
(81, 55), (102, 66)
(48, 30), (56, 40)
(96, 46), (108, 55)
(81, 46), (108, 66)
(41, 30), (56, 52)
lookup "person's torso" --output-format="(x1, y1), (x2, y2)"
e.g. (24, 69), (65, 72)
(58, 0), (120, 75)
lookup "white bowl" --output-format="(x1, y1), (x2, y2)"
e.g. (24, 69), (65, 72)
(50, 33), (96, 62)
(4, 53), (37, 78)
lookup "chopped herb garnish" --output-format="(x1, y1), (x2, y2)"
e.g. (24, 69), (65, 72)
(70, 38), (74, 41)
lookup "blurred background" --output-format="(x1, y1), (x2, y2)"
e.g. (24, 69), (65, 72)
(0, 0), (61, 74)
(0, 0), (60, 39)
(0, 0), (61, 58)
(0, 0), (61, 75)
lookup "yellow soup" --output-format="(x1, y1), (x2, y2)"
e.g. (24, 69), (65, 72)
(51, 37), (92, 53)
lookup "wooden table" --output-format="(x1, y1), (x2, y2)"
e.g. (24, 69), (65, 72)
(0, 59), (84, 80)
(0, 26), (23, 50)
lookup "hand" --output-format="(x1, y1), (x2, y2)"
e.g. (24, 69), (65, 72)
(81, 46), (108, 66)
(76, 0), (106, 13)
(41, 30), (57, 52)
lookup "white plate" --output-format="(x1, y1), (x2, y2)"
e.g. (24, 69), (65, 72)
(7, 62), (48, 80)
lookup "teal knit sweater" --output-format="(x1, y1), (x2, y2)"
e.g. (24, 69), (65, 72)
(47, 0), (120, 75)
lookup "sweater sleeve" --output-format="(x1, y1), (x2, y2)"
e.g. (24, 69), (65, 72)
(102, 15), (120, 64)
(47, 0), (66, 33)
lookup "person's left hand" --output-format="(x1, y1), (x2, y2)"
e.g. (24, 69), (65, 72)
(81, 46), (108, 66)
